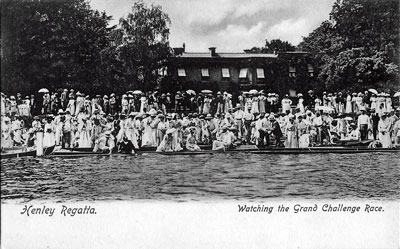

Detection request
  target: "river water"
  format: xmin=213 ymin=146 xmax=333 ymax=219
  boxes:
xmin=1 ymin=153 xmax=399 ymax=202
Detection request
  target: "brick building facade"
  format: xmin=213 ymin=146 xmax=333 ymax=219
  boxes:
xmin=162 ymin=46 xmax=318 ymax=96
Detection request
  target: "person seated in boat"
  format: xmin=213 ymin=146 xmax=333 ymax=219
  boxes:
xmin=345 ymin=123 xmax=361 ymax=141
xmin=212 ymin=126 xmax=236 ymax=151
xmin=186 ymin=127 xmax=201 ymax=151
xmin=24 ymin=128 xmax=36 ymax=149
xmin=269 ymin=114 xmax=283 ymax=147
xmin=11 ymin=115 xmax=24 ymax=146
xmin=118 ymin=135 xmax=135 ymax=154
xmin=329 ymin=119 xmax=340 ymax=143
xmin=32 ymin=116 xmax=42 ymax=132
xmin=93 ymin=130 xmax=115 ymax=153
xmin=156 ymin=128 xmax=175 ymax=152
xmin=258 ymin=113 xmax=272 ymax=147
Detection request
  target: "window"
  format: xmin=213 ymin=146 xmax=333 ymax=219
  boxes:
xmin=177 ymin=68 xmax=186 ymax=77
xmin=222 ymin=68 xmax=230 ymax=78
xmin=307 ymin=64 xmax=314 ymax=77
xmin=256 ymin=68 xmax=265 ymax=79
xmin=158 ymin=67 xmax=167 ymax=76
xmin=201 ymin=68 xmax=210 ymax=77
xmin=289 ymin=66 xmax=296 ymax=77
xmin=239 ymin=68 xmax=248 ymax=79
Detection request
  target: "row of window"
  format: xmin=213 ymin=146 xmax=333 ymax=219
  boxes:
xmin=177 ymin=68 xmax=266 ymax=79
xmin=177 ymin=65 xmax=314 ymax=79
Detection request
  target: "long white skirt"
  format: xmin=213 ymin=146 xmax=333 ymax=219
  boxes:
xmin=43 ymin=132 xmax=55 ymax=147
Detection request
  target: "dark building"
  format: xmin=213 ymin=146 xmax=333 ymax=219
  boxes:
xmin=163 ymin=46 xmax=319 ymax=96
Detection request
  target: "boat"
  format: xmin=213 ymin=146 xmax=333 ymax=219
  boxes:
xmin=50 ymin=148 xmax=110 ymax=157
xmin=1 ymin=145 xmax=56 ymax=159
xmin=146 ymin=145 xmax=400 ymax=155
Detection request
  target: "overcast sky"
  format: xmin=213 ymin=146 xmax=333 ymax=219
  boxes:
xmin=90 ymin=0 xmax=336 ymax=52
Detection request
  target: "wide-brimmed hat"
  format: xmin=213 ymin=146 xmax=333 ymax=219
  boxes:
xmin=148 ymin=109 xmax=157 ymax=116
xmin=205 ymin=114 xmax=213 ymax=120
xmin=166 ymin=128 xmax=176 ymax=135
xmin=58 ymin=109 xmax=65 ymax=114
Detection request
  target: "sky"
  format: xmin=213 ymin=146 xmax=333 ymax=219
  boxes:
xmin=90 ymin=0 xmax=336 ymax=52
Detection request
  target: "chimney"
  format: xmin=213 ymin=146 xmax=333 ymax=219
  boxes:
xmin=183 ymin=43 xmax=186 ymax=52
xmin=209 ymin=47 xmax=216 ymax=57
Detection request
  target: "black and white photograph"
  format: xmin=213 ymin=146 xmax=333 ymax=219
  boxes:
xmin=1 ymin=0 xmax=399 ymax=248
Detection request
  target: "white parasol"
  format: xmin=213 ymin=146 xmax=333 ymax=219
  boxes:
xmin=249 ymin=89 xmax=258 ymax=94
xmin=368 ymin=89 xmax=378 ymax=95
xmin=38 ymin=88 xmax=49 ymax=93
xmin=201 ymin=89 xmax=212 ymax=94
xmin=393 ymin=92 xmax=400 ymax=97
xmin=344 ymin=117 xmax=353 ymax=121
xmin=132 ymin=90 xmax=143 ymax=95
xmin=186 ymin=89 xmax=196 ymax=95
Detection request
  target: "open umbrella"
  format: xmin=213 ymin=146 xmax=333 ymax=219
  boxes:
xmin=201 ymin=89 xmax=212 ymax=94
xmin=368 ymin=89 xmax=378 ymax=95
xmin=249 ymin=89 xmax=258 ymax=94
xmin=393 ymin=92 xmax=400 ymax=97
xmin=186 ymin=89 xmax=196 ymax=95
xmin=38 ymin=88 xmax=49 ymax=93
xmin=344 ymin=117 xmax=353 ymax=121
xmin=132 ymin=90 xmax=142 ymax=95
xmin=315 ymin=106 xmax=334 ymax=112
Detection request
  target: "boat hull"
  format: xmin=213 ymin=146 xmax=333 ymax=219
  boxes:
xmin=1 ymin=145 xmax=56 ymax=159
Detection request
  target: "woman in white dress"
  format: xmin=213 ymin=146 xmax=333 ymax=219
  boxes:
xmin=281 ymin=95 xmax=292 ymax=114
xmin=351 ymin=93 xmax=358 ymax=113
xmin=315 ymin=97 xmax=322 ymax=109
xmin=297 ymin=94 xmax=305 ymax=114
xmin=285 ymin=115 xmax=298 ymax=148
xmin=78 ymin=118 xmax=92 ymax=148
xmin=258 ymin=92 xmax=266 ymax=114
xmin=370 ymin=94 xmax=377 ymax=111
xmin=202 ymin=95 xmax=211 ymax=114
xmin=140 ymin=95 xmax=148 ymax=113
xmin=1 ymin=118 xmax=13 ymax=148
xmin=345 ymin=93 xmax=352 ymax=113
xmin=121 ymin=95 xmax=129 ymax=114
xmin=378 ymin=114 xmax=392 ymax=148
xmin=376 ymin=94 xmax=386 ymax=115
xmin=355 ymin=93 xmax=363 ymax=112
xmin=116 ymin=115 xmax=127 ymax=143
xmin=385 ymin=95 xmax=392 ymax=112
xmin=224 ymin=93 xmax=233 ymax=113
xmin=251 ymin=94 xmax=260 ymax=114
xmin=43 ymin=118 xmax=55 ymax=147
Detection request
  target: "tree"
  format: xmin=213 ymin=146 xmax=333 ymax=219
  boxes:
xmin=263 ymin=39 xmax=296 ymax=53
xmin=244 ymin=39 xmax=295 ymax=53
xmin=116 ymin=2 xmax=171 ymax=90
xmin=298 ymin=0 xmax=400 ymax=92
xmin=1 ymin=0 xmax=113 ymax=94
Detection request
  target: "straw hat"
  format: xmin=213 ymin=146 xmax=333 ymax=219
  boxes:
xmin=148 ymin=109 xmax=157 ymax=116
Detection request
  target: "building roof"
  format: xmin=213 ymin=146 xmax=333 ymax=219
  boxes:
xmin=176 ymin=52 xmax=279 ymax=59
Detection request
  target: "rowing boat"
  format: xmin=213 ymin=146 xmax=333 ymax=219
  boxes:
xmin=141 ymin=145 xmax=400 ymax=155
xmin=1 ymin=145 xmax=56 ymax=159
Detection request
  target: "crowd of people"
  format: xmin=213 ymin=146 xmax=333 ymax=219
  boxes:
xmin=1 ymin=88 xmax=400 ymax=153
